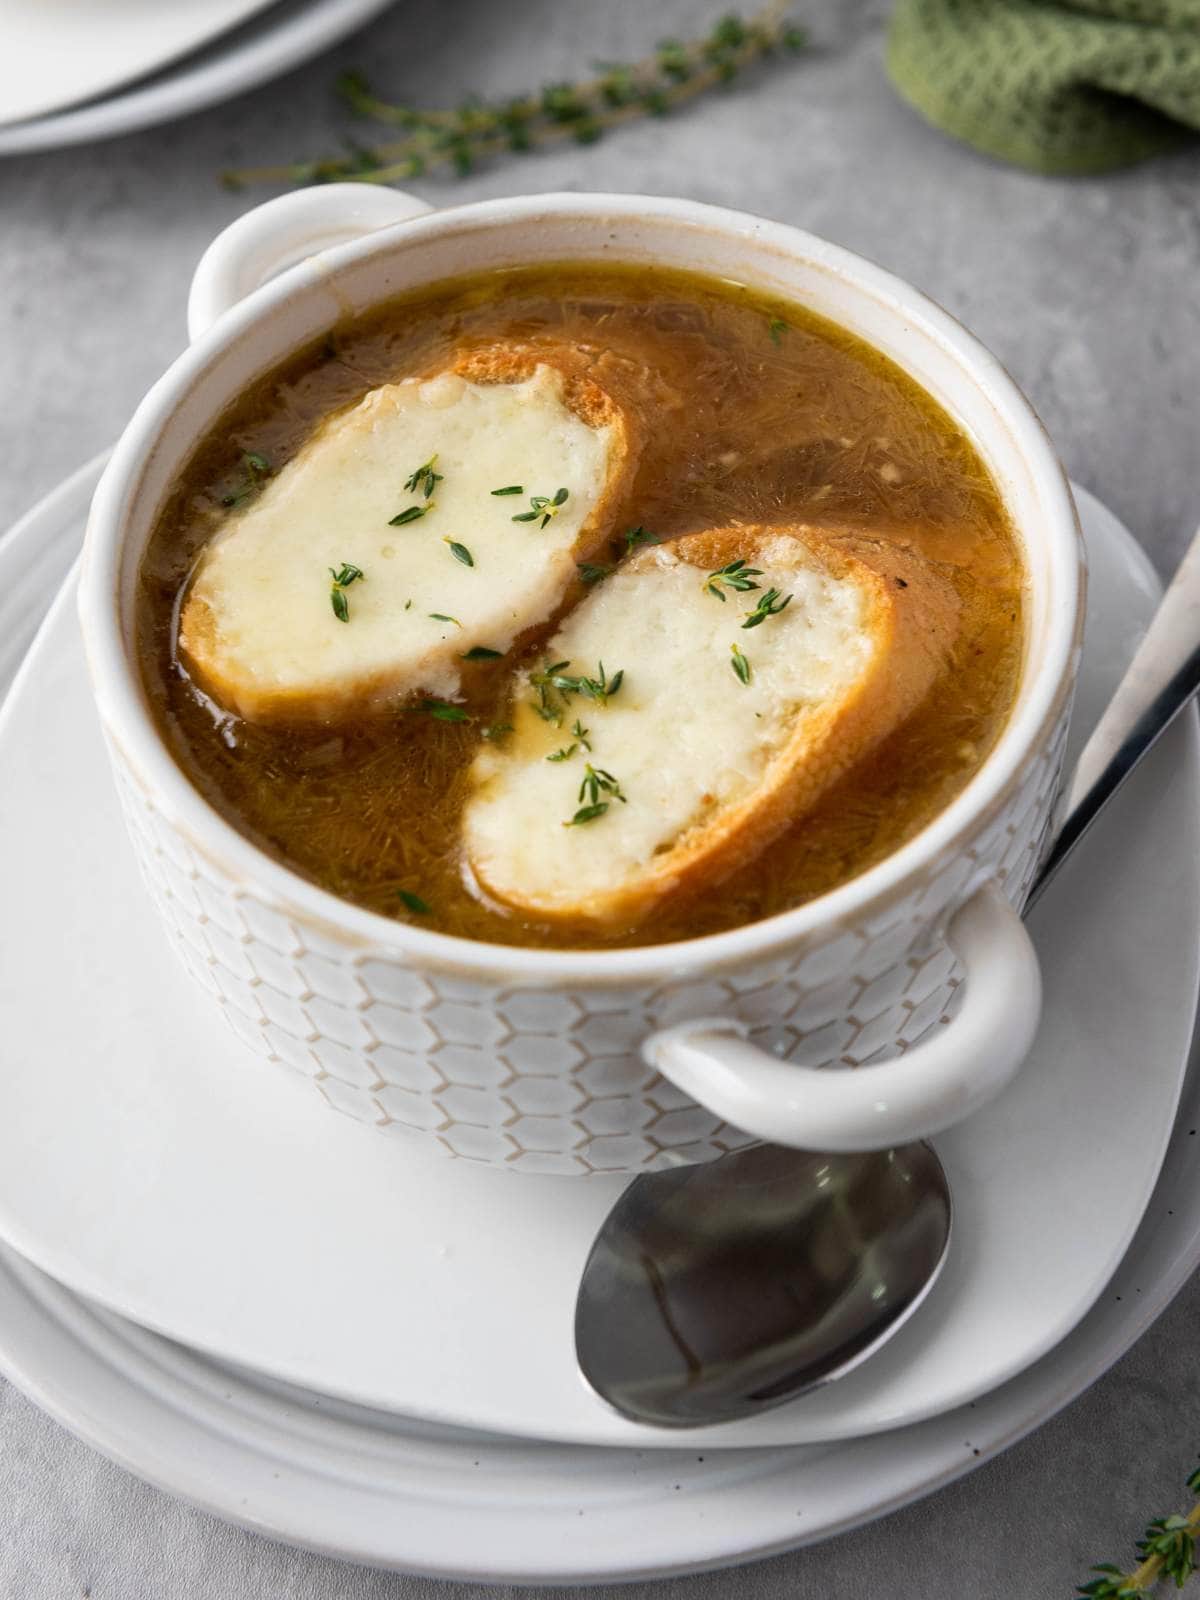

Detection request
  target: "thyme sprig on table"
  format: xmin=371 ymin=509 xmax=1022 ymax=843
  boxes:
xmin=224 ymin=6 xmax=806 ymax=191
xmin=1079 ymin=1459 xmax=1200 ymax=1596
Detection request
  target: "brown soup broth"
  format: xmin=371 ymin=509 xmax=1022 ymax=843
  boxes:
xmin=137 ymin=264 xmax=1024 ymax=949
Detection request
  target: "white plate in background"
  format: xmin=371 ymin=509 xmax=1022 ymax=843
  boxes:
xmin=0 ymin=0 xmax=280 ymax=127
xmin=0 ymin=0 xmax=396 ymax=154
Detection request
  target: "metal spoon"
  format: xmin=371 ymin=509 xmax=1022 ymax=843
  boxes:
xmin=576 ymin=519 xmax=1200 ymax=1429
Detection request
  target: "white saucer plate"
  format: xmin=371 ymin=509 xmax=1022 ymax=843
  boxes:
xmin=0 ymin=1017 xmax=1196 ymax=1580
xmin=0 ymin=0 xmax=396 ymax=156
xmin=0 ymin=466 xmax=1196 ymax=1455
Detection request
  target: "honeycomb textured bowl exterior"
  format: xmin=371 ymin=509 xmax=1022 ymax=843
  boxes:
xmin=107 ymin=699 xmax=1070 ymax=1175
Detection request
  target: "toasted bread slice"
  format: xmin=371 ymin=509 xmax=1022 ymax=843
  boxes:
xmin=463 ymin=523 xmax=959 ymax=930
xmin=177 ymin=345 xmax=636 ymax=723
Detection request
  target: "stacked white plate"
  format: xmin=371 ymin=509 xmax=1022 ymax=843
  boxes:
xmin=0 ymin=458 xmax=1197 ymax=1581
xmin=0 ymin=0 xmax=396 ymax=156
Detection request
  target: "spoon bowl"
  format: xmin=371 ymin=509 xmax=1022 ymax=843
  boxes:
xmin=575 ymin=1141 xmax=951 ymax=1428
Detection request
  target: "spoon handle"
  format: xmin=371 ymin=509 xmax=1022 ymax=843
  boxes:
xmin=1028 ymin=522 xmax=1200 ymax=911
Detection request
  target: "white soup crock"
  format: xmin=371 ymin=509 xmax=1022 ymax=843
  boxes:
xmin=78 ymin=187 xmax=1084 ymax=1177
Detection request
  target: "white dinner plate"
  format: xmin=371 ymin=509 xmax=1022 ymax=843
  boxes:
xmin=0 ymin=0 xmax=396 ymax=155
xmin=0 ymin=463 xmax=1195 ymax=1454
xmin=0 ymin=0 xmax=280 ymax=128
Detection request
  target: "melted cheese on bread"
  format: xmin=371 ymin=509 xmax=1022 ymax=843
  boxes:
xmin=463 ymin=524 xmax=959 ymax=930
xmin=178 ymin=349 xmax=633 ymax=723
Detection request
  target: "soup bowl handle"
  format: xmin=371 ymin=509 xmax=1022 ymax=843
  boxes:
xmin=186 ymin=185 xmax=435 ymax=343
xmin=641 ymin=881 xmax=1041 ymax=1152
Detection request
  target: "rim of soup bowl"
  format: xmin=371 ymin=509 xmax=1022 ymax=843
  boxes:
xmin=79 ymin=192 xmax=1083 ymax=985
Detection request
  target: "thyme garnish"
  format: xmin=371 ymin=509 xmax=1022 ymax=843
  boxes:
xmin=730 ymin=642 xmax=752 ymax=684
xmin=532 ymin=658 xmax=570 ymax=724
xmin=572 ymin=718 xmax=592 ymax=751
xmin=565 ymin=802 xmax=610 ymax=827
xmin=579 ymin=763 xmax=627 ymax=807
xmin=224 ymin=7 xmax=806 ymax=191
xmin=329 ymin=561 xmax=365 ymax=622
xmin=397 ymin=889 xmax=431 ymax=915
xmin=491 ymin=484 xmax=524 ymax=497
xmin=1078 ymin=1458 xmax=1200 ymax=1596
xmin=404 ymin=456 xmax=443 ymax=500
xmin=536 ymin=660 xmax=625 ymax=707
xmin=547 ymin=744 xmax=577 ymax=762
xmin=418 ymin=698 xmax=471 ymax=722
xmin=742 ymin=586 xmax=792 ymax=628
xmin=577 ymin=561 xmax=613 ymax=586
xmin=513 ymin=486 xmax=569 ymax=528
xmin=530 ymin=658 xmax=623 ymax=721
xmin=445 ymin=538 xmax=474 ymax=567
xmin=624 ymin=526 xmax=662 ymax=552
xmin=462 ymin=645 xmax=503 ymax=660
xmin=482 ymin=722 xmax=513 ymax=741
xmin=429 ymin=612 xmax=461 ymax=627
xmin=389 ymin=503 xmax=431 ymax=526
xmin=767 ymin=317 xmax=788 ymax=345
xmin=221 ymin=450 xmax=272 ymax=507
xmin=704 ymin=558 xmax=762 ymax=600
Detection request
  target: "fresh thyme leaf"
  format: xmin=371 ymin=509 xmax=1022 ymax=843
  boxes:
xmin=1076 ymin=1454 xmax=1200 ymax=1597
xmin=533 ymin=658 xmax=625 ymax=708
xmin=768 ymin=317 xmax=788 ymax=345
xmin=419 ymin=699 xmax=471 ymax=722
xmin=571 ymin=718 xmax=592 ymax=751
xmin=397 ymin=889 xmax=431 ymax=915
xmin=577 ymin=561 xmax=613 ymax=586
xmin=445 ymin=539 xmax=474 ymax=567
xmin=461 ymin=645 xmax=503 ymax=660
xmin=491 ymin=484 xmax=524 ymax=496
xmin=564 ymin=801 xmax=609 ymax=827
xmin=404 ymin=455 xmax=443 ymax=500
xmin=742 ymin=586 xmax=793 ymax=628
xmin=389 ymin=503 xmax=431 ymax=526
xmin=328 ymin=561 xmax=365 ymax=622
xmin=730 ymin=643 xmax=752 ymax=684
xmin=513 ymin=486 xmax=569 ymax=528
xmin=547 ymin=744 xmax=577 ymax=762
xmin=221 ymin=450 xmax=273 ymax=507
xmin=704 ymin=558 xmax=763 ymax=600
xmin=482 ymin=722 xmax=513 ymax=741
xmin=624 ymin=525 xmax=661 ymax=552
xmin=578 ymin=763 xmax=627 ymax=806
xmin=429 ymin=612 xmax=462 ymax=627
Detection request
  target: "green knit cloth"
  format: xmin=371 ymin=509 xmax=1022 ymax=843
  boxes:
xmin=887 ymin=0 xmax=1200 ymax=173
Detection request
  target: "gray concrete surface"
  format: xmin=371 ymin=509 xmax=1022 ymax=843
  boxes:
xmin=2 ymin=0 xmax=1199 ymax=1594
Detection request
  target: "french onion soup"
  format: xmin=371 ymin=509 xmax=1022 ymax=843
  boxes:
xmin=137 ymin=264 xmax=1025 ymax=949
